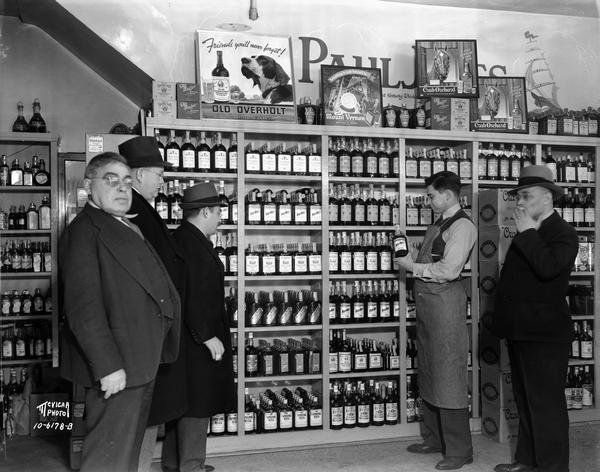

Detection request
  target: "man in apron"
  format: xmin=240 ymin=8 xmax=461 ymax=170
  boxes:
xmin=396 ymin=171 xmax=476 ymax=471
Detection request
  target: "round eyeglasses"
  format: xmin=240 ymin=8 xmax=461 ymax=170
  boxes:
xmin=90 ymin=173 xmax=134 ymax=188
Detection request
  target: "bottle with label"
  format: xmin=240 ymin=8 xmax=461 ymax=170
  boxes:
xmin=12 ymin=101 xmax=29 ymax=132
xmin=227 ymin=134 xmax=238 ymax=173
xmin=511 ymin=96 xmax=523 ymax=130
xmin=1 ymin=154 xmax=9 ymax=186
xmin=211 ymin=132 xmax=228 ymax=173
xmin=245 ymin=333 xmax=259 ymax=377
xmin=33 ymin=159 xmax=50 ymax=186
xmin=486 ymin=143 xmax=499 ymax=180
xmin=10 ymin=159 xmax=24 ymax=186
xmin=377 ymin=140 xmax=390 ymax=178
xmin=498 ymin=144 xmax=510 ymax=181
xmin=461 ymin=60 xmax=473 ymax=92
xmin=180 ymin=130 xmax=197 ymax=172
xmin=245 ymin=142 xmax=260 ymax=174
xmin=25 ymin=202 xmax=38 ymax=230
xmin=165 ymin=130 xmax=180 ymax=171
xmin=155 ymin=130 xmax=165 ymax=161
xmin=330 ymin=384 xmax=344 ymax=430
xmin=28 ymin=99 xmax=47 ymax=133
xmin=155 ymin=184 xmax=169 ymax=221
xmin=195 ymin=132 xmax=211 ymax=172
xmin=212 ymin=51 xmax=230 ymax=102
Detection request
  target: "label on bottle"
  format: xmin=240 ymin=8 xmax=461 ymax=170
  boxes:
xmin=295 ymin=409 xmax=308 ymax=429
xmin=196 ymin=151 xmax=210 ymax=170
xmin=354 ymin=204 xmax=366 ymax=224
xmin=229 ymin=151 xmax=238 ymax=170
xmin=246 ymin=255 xmax=260 ymax=274
xmin=211 ymin=151 xmax=226 ymax=170
xmin=340 ymin=203 xmax=352 ymax=223
xmin=294 ymin=205 xmax=308 ymax=224
xmin=329 ymin=154 xmax=338 ymax=175
xmin=366 ymin=251 xmax=378 ymax=272
xmin=353 ymin=303 xmax=365 ymax=321
xmin=432 ymin=160 xmax=445 ymax=174
xmin=367 ymin=302 xmax=378 ymax=320
xmin=511 ymin=160 xmax=521 ymax=179
xmin=339 ymin=352 xmax=352 ymax=372
xmin=182 ymin=150 xmax=195 ymax=169
xmin=386 ymin=402 xmax=398 ymax=422
xmin=310 ymin=408 xmax=323 ymax=427
xmin=278 ymin=410 xmax=293 ymax=429
xmin=406 ymin=160 xmax=418 ymax=178
xmin=344 ymin=405 xmax=357 ymax=426
xmin=459 ymin=160 xmax=472 ymax=179
xmin=228 ymin=254 xmax=238 ymax=274
xmin=263 ymin=411 xmax=278 ymax=430
xmin=263 ymin=205 xmax=277 ymax=223
xmin=339 ymin=155 xmax=351 ymax=174
xmin=367 ymin=204 xmax=378 ymax=224
xmin=279 ymin=352 xmax=290 ymax=373
xmin=379 ymin=301 xmax=391 ymax=320
xmin=339 ymin=302 xmax=351 ymax=320
xmin=380 ymin=206 xmax=391 ymax=224
xmin=309 ymin=254 xmax=321 ymax=273
xmin=246 ymin=153 xmax=260 ymax=172
xmin=571 ymin=340 xmax=580 ymax=358
xmin=366 ymin=157 xmax=378 ymax=175
xmin=279 ymin=255 xmax=293 ymax=274
xmin=487 ymin=158 xmax=498 ymax=178
xmin=247 ymin=204 xmax=261 ymax=223
xmin=340 ymin=251 xmax=352 ymax=272
xmin=244 ymin=411 xmax=254 ymax=432
xmin=420 ymin=209 xmax=433 ymax=227
xmin=562 ymin=207 xmax=574 ymax=224
xmin=499 ymin=160 xmax=510 ymax=178
xmin=261 ymin=153 xmax=277 ymax=172
xmin=390 ymin=355 xmax=400 ymax=369
xmin=278 ymin=154 xmax=291 ymax=173
xmin=329 ymin=251 xmax=339 ymax=272
xmin=220 ymin=206 xmax=229 ymax=224
xmin=1 ymin=297 xmax=10 ymax=315
xmin=262 ymin=256 xmax=276 ymax=276
xmin=2 ymin=340 xmax=13 ymax=357
xmin=329 ymin=202 xmax=339 ymax=223
xmin=419 ymin=160 xmax=431 ymax=178
xmin=309 ymin=154 xmax=321 ymax=174
xmin=407 ymin=207 xmax=419 ymax=226
xmin=277 ymin=204 xmax=291 ymax=224
xmin=406 ymin=398 xmax=416 ymax=421
xmin=166 ymin=149 xmax=179 ymax=167
xmin=294 ymin=352 xmax=305 ymax=374
xmin=329 ymin=352 xmax=339 ymax=373
xmin=358 ymin=404 xmax=370 ymax=424
xmin=231 ymin=204 xmax=238 ymax=223
xmin=15 ymin=339 xmax=26 ymax=357
xmin=379 ymin=158 xmax=390 ymax=176
xmin=581 ymin=341 xmax=593 ymax=359
xmin=353 ymin=251 xmax=365 ymax=273
xmin=309 ymin=205 xmax=322 ymax=224
xmin=393 ymin=156 xmax=400 ymax=176
xmin=213 ymin=76 xmax=230 ymax=102
xmin=584 ymin=208 xmax=595 ymax=225
xmin=294 ymin=254 xmax=308 ymax=273
xmin=226 ymin=412 xmax=238 ymax=433
xmin=262 ymin=353 xmax=274 ymax=374
xmin=246 ymin=353 xmax=258 ymax=374
xmin=574 ymin=208 xmax=584 ymax=225
xmin=565 ymin=166 xmax=576 ymax=182
xmin=351 ymin=156 xmax=363 ymax=175
xmin=331 ymin=406 xmax=343 ymax=427
xmin=355 ymin=353 xmax=367 ymax=370
xmin=211 ymin=413 xmax=225 ymax=433
xmin=293 ymin=154 xmax=307 ymax=174
xmin=380 ymin=251 xmax=392 ymax=272
xmin=583 ymin=384 xmax=593 ymax=406
xmin=446 ymin=161 xmax=459 ymax=175
xmin=372 ymin=403 xmax=385 ymax=422
xmin=156 ymin=202 xmax=169 ymax=220
xmin=393 ymin=301 xmax=400 ymax=319
xmin=294 ymin=306 xmax=307 ymax=325
xmin=578 ymin=167 xmax=589 ymax=183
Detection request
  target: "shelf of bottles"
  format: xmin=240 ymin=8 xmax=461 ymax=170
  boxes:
xmin=144 ymin=118 xmax=600 ymax=449
xmin=1 ymin=132 xmax=58 ymax=370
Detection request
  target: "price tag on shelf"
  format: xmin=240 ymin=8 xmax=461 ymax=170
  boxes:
xmin=87 ymin=135 xmax=104 ymax=153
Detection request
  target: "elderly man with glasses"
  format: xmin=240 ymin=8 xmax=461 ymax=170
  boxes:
xmin=59 ymin=152 xmax=181 ymax=472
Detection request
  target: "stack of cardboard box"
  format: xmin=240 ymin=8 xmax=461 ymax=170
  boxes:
xmin=478 ymin=188 xmax=519 ymax=442
xmin=152 ymin=81 xmax=201 ymax=120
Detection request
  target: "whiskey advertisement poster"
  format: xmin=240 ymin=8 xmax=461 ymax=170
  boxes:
xmin=416 ymin=40 xmax=479 ymax=98
xmin=470 ymin=76 xmax=528 ymax=133
xmin=195 ymin=30 xmax=296 ymax=122
xmin=320 ymin=65 xmax=383 ymax=127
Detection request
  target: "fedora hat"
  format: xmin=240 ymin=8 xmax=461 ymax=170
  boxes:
xmin=508 ymin=165 xmax=562 ymax=198
xmin=118 ymin=136 xmax=172 ymax=168
xmin=180 ymin=182 xmax=228 ymax=209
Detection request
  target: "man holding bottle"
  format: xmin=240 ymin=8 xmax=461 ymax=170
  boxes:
xmin=60 ymin=152 xmax=181 ymax=472
xmin=492 ymin=166 xmax=578 ymax=472
xmin=167 ymin=182 xmax=235 ymax=472
xmin=118 ymin=136 xmax=188 ymax=472
xmin=395 ymin=171 xmax=476 ymax=471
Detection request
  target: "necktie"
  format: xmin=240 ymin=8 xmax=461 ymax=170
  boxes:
xmin=434 ymin=216 xmax=444 ymax=227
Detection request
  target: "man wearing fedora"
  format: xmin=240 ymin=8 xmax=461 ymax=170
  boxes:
xmin=163 ymin=182 xmax=235 ymax=472
xmin=117 ymin=136 xmax=188 ymax=472
xmin=492 ymin=165 xmax=578 ymax=472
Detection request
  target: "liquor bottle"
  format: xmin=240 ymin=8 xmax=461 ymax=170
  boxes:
xmin=385 ymin=381 xmax=399 ymax=425
xmin=486 ymin=143 xmax=499 ymax=180
xmin=577 ymin=153 xmax=589 ymax=183
xmin=211 ymin=132 xmax=228 ymax=173
xmin=583 ymin=189 xmax=595 ymax=228
xmin=245 ymin=142 xmax=260 ymax=174
xmin=342 ymin=383 xmax=357 ymax=428
xmin=246 ymin=189 xmax=262 ymax=225
xmin=165 ymin=130 xmax=180 ymax=170
xmin=339 ymin=185 xmax=352 ymax=225
xmin=338 ymin=281 xmax=352 ymax=326
xmin=378 ymin=281 xmax=391 ymax=323
xmin=10 ymin=159 xmax=24 ymax=186
xmin=405 ymin=147 xmax=418 ymax=179
xmin=262 ymin=190 xmax=277 ymax=225
xmin=0 ymin=154 xmax=9 ymax=186
xmin=461 ymin=60 xmax=473 ymax=91
xmin=571 ymin=322 xmax=581 ymax=358
xmin=377 ymin=140 xmax=390 ymax=178
xmin=216 ymin=181 xmax=230 ymax=224
xmin=378 ymin=233 xmax=393 ymax=273
xmin=261 ymin=142 xmax=277 ymax=174
xmin=277 ymin=190 xmax=292 ymax=225
xmin=16 ymin=205 xmax=26 ymax=230
xmin=33 ymin=159 xmax=50 ymax=186
xmin=328 ymin=233 xmax=339 ymax=275
xmin=432 ymin=149 xmax=445 ymax=175
xmin=498 ymin=144 xmax=510 ymax=181
xmin=12 ymin=101 xmax=29 ymax=132
xmin=390 ymin=141 xmax=400 ymax=178
xmin=337 ymin=138 xmax=351 ymax=177
xmin=228 ymin=134 xmax=238 ymax=173
xmin=544 ymin=146 xmax=557 ymax=181
xmin=212 ymin=50 xmax=230 ymax=102
xmin=351 ymin=233 xmax=365 ymax=274
xmin=446 ymin=149 xmax=459 ymax=175
xmin=350 ymin=281 xmax=365 ymax=323
xmin=364 ymin=139 xmax=378 ymax=178
xmin=366 ymin=185 xmax=379 ymax=226
xmin=308 ymin=143 xmax=321 ymax=176
xmin=365 ymin=281 xmax=379 ymax=323
xmin=418 ymin=148 xmax=432 ymax=179
xmin=155 ymin=184 xmax=169 ymax=221
xmin=580 ymin=322 xmax=593 ymax=359
xmin=308 ymin=189 xmax=321 ymax=225
xmin=154 ymin=130 xmax=165 ymax=161
xmin=328 ymin=137 xmax=337 ymax=176
xmin=308 ymin=243 xmax=321 ymax=274
xmin=276 ymin=144 xmax=292 ymax=175
xmin=293 ymin=190 xmax=308 ymax=225
xmin=392 ymin=225 xmax=409 ymax=257
xmin=328 ymin=184 xmax=339 ymax=225
xmin=277 ymin=243 xmax=293 ymax=275
xmin=330 ymin=384 xmax=344 ymax=430
xmin=511 ymin=96 xmax=523 ymax=130
xmin=379 ymin=186 xmax=392 ymax=226
xmin=339 ymin=233 xmax=352 ymax=274
xmin=292 ymin=143 xmax=308 ymax=176
xmin=564 ymin=155 xmax=577 ymax=183
xmin=193 ymin=132 xmax=210 ymax=172
xmin=180 ymin=130 xmax=197 ymax=172
xmin=277 ymin=291 xmax=293 ymax=326
xmin=350 ymin=138 xmax=364 ymax=177
xmin=169 ymin=181 xmax=183 ymax=225
xmin=572 ymin=190 xmax=584 ymax=228
xmin=246 ymin=244 xmax=260 ymax=276
xmin=245 ymin=333 xmax=259 ymax=377
xmin=371 ymin=381 xmax=385 ymax=426
xmin=353 ymin=184 xmax=366 ymax=226
xmin=28 ymin=99 xmax=47 ymax=132
xmin=582 ymin=365 xmax=594 ymax=407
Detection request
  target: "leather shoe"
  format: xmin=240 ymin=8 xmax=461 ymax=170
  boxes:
xmin=494 ymin=463 xmax=535 ymax=472
xmin=203 ymin=466 xmax=215 ymax=472
xmin=407 ymin=443 xmax=443 ymax=454
xmin=435 ymin=456 xmax=473 ymax=470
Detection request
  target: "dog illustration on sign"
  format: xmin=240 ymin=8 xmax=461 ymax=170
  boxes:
xmin=241 ymin=55 xmax=293 ymax=104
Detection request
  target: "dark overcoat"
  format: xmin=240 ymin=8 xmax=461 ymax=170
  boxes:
xmin=129 ymin=189 xmax=188 ymax=425
xmin=493 ymin=211 xmax=579 ymax=342
xmin=173 ymin=220 xmax=235 ymax=418
xmin=60 ymin=203 xmax=181 ymax=388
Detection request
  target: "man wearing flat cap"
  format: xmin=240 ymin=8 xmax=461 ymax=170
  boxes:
xmin=165 ymin=182 xmax=235 ymax=472
xmin=117 ymin=136 xmax=188 ymax=471
xmin=492 ymin=166 xmax=578 ymax=472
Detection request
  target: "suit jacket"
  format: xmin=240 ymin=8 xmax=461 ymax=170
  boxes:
xmin=173 ymin=220 xmax=235 ymax=418
xmin=128 ymin=189 xmax=188 ymax=425
xmin=493 ymin=211 xmax=578 ymax=343
xmin=59 ymin=204 xmax=181 ymax=388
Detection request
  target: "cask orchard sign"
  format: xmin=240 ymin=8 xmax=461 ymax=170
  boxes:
xmin=195 ymin=30 xmax=297 ymax=122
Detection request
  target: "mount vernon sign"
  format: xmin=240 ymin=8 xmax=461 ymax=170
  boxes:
xmin=297 ymin=36 xmax=508 ymax=89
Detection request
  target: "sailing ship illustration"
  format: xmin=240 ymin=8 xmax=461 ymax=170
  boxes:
xmin=524 ymin=31 xmax=562 ymax=112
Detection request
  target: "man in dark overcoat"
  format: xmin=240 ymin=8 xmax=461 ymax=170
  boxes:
xmin=117 ymin=136 xmax=188 ymax=472
xmin=60 ymin=152 xmax=181 ymax=472
xmin=167 ymin=182 xmax=235 ymax=472
xmin=493 ymin=166 xmax=578 ymax=472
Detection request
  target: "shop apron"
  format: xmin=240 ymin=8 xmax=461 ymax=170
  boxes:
xmin=414 ymin=220 xmax=469 ymax=409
